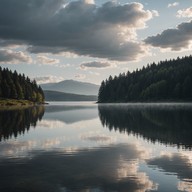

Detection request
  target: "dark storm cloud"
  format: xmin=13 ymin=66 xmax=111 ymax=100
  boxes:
xmin=145 ymin=20 xmax=192 ymax=50
xmin=0 ymin=0 xmax=153 ymax=61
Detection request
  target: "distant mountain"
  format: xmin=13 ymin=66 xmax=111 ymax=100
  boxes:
xmin=44 ymin=90 xmax=97 ymax=101
xmin=41 ymin=80 xmax=99 ymax=95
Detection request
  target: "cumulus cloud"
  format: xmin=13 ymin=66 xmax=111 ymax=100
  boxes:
xmin=80 ymin=61 xmax=114 ymax=69
xmin=168 ymin=2 xmax=179 ymax=8
xmin=152 ymin=10 xmax=159 ymax=17
xmin=177 ymin=7 xmax=192 ymax=18
xmin=84 ymin=0 xmax=95 ymax=4
xmin=145 ymin=20 xmax=192 ymax=51
xmin=0 ymin=49 xmax=32 ymax=64
xmin=35 ymin=75 xmax=64 ymax=84
xmin=37 ymin=55 xmax=59 ymax=65
xmin=0 ymin=0 xmax=156 ymax=61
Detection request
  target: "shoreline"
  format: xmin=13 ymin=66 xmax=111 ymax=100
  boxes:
xmin=0 ymin=99 xmax=48 ymax=108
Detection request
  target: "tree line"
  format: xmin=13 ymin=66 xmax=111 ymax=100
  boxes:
xmin=98 ymin=55 xmax=192 ymax=102
xmin=0 ymin=67 xmax=44 ymax=102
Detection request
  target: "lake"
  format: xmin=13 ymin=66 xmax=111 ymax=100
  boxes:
xmin=0 ymin=102 xmax=192 ymax=192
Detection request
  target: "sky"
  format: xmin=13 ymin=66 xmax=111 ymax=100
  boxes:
xmin=0 ymin=0 xmax=192 ymax=85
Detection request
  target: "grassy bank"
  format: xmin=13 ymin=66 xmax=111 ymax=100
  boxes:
xmin=0 ymin=99 xmax=45 ymax=109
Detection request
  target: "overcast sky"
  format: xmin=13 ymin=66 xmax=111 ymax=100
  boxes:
xmin=0 ymin=0 xmax=192 ymax=84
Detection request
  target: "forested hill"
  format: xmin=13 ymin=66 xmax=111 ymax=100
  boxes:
xmin=98 ymin=55 xmax=192 ymax=103
xmin=0 ymin=67 xmax=44 ymax=103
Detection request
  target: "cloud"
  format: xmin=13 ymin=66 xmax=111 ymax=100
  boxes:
xmin=0 ymin=39 xmax=23 ymax=49
xmin=0 ymin=49 xmax=32 ymax=64
xmin=168 ymin=2 xmax=179 ymax=8
xmin=37 ymin=55 xmax=59 ymax=65
xmin=145 ymin=20 xmax=192 ymax=51
xmin=84 ymin=0 xmax=95 ymax=4
xmin=80 ymin=61 xmax=114 ymax=69
xmin=75 ymin=74 xmax=86 ymax=80
xmin=35 ymin=75 xmax=64 ymax=84
xmin=152 ymin=10 xmax=159 ymax=17
xmin=177 ymin=7 xmax=192 ymax=18
xmin=0 ymin=0 xmax=156 ymax=61
xmin=178 ymin=181 xmax=192 ymax=192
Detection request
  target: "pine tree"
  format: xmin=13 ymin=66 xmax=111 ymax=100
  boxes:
xmin=0 ymin=68 xmax=44 ymax=102
xmin=98 ymin=55 xmax=192 ymax=102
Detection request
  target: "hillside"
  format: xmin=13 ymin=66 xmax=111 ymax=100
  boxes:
xmin=41 ymin=80 xmax=99 ymax=95
xmin=44 ymin=90 xmax=97 ymax=101
xmin=98 ymin=55 xmax=192 ymax=102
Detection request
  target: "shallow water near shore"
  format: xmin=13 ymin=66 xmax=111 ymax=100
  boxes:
xmin=0 ymin=102 xmax=192 ymax=192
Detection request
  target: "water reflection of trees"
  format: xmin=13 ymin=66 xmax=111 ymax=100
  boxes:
xmin=98 ymin=104 xmax=192 ymax=149
xmin=0 ymin=106 xmax=44 ymax=141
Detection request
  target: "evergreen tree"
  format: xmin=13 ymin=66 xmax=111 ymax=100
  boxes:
xmin=0 ymin=67 xmax=44 ymax=103
xmin=98 ymin=55 xmax=192 ymax=102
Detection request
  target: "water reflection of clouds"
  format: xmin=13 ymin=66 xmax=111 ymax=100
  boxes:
xmin=37 ymin=119 xmax=66 ymax=129
xmin=0 ymin=138 xmax=66 ymax=158
xmin=80 ymin=134 xmax=116 ymax=144
xmin=0 ymin=144 xmax=157 ymax=192
xmin=148 ymin=153 xmax=192 ymax=192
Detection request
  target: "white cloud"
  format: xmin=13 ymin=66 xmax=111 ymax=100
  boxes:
xmin=35 ymin=75 xmax=64 ymax=84
xmin=168 ymin=2 xmax=179 ymax=8
xmin=89 ymin=71 xmax=100 ymax=76
xmin=75 ymin=74 xmax=86 ymax=80
xmin=178 ymin=181 xmax=192 ymax=192
xmin=0 ymin=49 xmax=32 ymax=64
xmin=152 ymin=10 xmax=159 ymax=17
xmin=83 ymin=0 xmax=95 ymax=4
xmin=177 ymin=7 xmax=192 ymax=18
xmin=37 ymin=55 xmax=59 ymax=65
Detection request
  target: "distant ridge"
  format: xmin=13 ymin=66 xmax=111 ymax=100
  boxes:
xmin=41 ymin=80 xmax=99 ymax=95
xmin=44 ymin=90 xmax=97 ymax=101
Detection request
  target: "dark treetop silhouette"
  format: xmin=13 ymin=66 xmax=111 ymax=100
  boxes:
xmin=98 ymin=55 xmax=192 ymax=102
xmin=0 ymin=67 xmax=44 ymax=103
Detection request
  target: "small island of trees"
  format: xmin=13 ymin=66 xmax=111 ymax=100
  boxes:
xmin=0 ymin=67 xmax=44 ymax=105
xmin=98 ymin=55 xmax=192 ymax=102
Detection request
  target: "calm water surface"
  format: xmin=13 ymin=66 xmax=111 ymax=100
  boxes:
xmin=0 ymin=102 xmax=192 ymax=192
